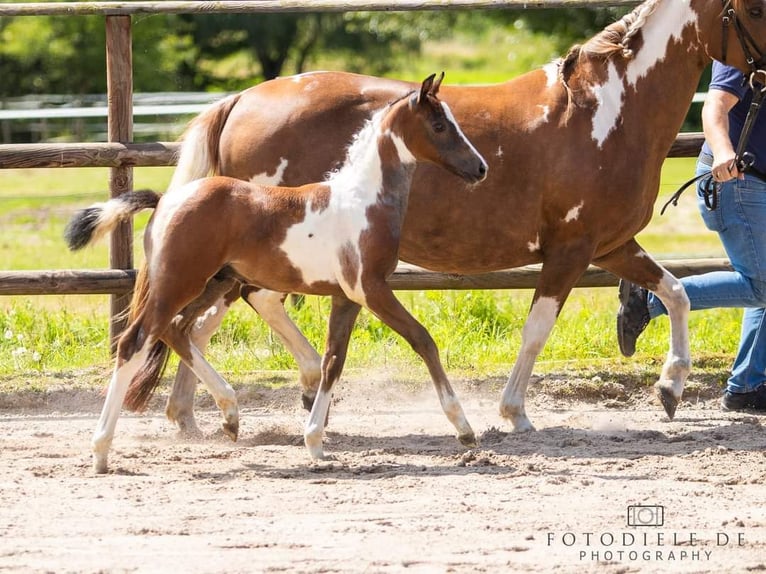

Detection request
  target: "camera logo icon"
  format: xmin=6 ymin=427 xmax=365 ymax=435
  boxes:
xmin=627 ymin=505 xmax=664 ymax=527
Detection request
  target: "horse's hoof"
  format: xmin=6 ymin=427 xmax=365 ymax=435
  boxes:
xmin=222 ymin=421 xmax=239 ymax=442
xmin=93 ymin=455 xmax=108 ymax=474
xmin=655 ymin=385 xmax=679 ymax=420
xmin=458 ymin=432 xmax=479 ymax=449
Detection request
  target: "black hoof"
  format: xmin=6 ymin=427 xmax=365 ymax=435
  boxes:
xmin=656 ymin=386 xmax=679 ymax=420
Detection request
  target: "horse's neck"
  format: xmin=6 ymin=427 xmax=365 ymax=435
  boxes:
xmin=571 ymin=0 xmax=708 ymax=143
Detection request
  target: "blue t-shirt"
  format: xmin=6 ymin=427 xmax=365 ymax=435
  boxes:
xmin=701 ymin=61 xmax=766 ymax=174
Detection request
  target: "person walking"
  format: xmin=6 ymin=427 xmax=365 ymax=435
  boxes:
xmin=617 ymin=61 xmax=766 ymax=411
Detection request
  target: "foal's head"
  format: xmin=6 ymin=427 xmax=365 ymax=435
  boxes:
xmin=384 ymin=73 xmax=488 ymax=184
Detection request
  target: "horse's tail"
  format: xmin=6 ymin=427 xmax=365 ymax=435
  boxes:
xmin=64 ymin=189 xmax=161 ymax=251
xmin=168 ymin=92 xmax=243 ymax=190
xmin=122 ymin=261 xmax=171 ymax=412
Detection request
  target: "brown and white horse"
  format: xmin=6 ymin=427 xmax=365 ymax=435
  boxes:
xmin=165 ymin=0 xmax=766 ymax=435
xmin=66 ymin=74 xmax=488 ymax=472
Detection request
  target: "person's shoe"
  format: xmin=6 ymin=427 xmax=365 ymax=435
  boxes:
xmin=616 ymin=279 xmax=650 ymax=358
xmin=720 ymin=385 xmax=766 ymax=412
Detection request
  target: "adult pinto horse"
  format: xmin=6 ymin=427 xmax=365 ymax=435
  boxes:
xmin=67 ymin=74 xmax=487 ymax=472
xmin=164 ymin=0 xmax=766 ymax=436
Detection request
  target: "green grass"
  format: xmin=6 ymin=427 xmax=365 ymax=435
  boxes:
xmin=0 ymin=160 xmax=739 ymax=389
xmin=0 ymin=28 xmax=741 ymax=393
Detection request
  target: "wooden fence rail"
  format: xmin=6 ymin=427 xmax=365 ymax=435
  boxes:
xmin=0 ymin=0 xmax=727 ymax=346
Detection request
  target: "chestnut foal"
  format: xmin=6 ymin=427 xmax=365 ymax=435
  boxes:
xmin=66 ymin=73 xmax=487 ymax=472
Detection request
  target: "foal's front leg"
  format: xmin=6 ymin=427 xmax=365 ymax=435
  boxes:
xmin=362 ymin=282 xmax=477 ymax=449
xmin=304 ymin=295 xmax=361 ymax=460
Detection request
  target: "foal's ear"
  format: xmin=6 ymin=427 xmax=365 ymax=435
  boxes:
xmin=418 ymin=73 xmax=437 ymax=104
xmin=431 ymin=71 xmax=444 ymax=97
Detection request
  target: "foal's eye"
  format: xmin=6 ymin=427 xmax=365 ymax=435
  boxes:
xmin=749 ymin=6 xmax=763 ymax=17
xmin=433 ymin=122 xmax=446 ymax=132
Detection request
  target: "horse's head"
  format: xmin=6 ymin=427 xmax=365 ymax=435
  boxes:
xmin=702 ymin=0 xmax=766 ymax=75
xmin=386 ymin=73 xmax=488 ymax=184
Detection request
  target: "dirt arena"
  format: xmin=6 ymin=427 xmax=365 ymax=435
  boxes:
xmin=1 ymin=372 xmax=765 ymax=573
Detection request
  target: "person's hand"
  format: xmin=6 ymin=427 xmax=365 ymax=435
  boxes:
xmin=712 ymin=156 xmax=743 ymax=182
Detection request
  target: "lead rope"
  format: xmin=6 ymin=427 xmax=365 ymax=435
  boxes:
xmin=661 ymin=71 xmax=765 ymax=214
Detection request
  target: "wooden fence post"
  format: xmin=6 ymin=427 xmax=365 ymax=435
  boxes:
xmin=105 ymin=15 xmax=134 ymax=352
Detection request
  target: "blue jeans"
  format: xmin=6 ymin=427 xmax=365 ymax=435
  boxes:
xmin=647 ymin=156 xmax=766 ymax=393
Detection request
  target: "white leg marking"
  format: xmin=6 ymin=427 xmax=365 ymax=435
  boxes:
xmin=652 ymin=269 xmax=691 ymax=401
xmin=500 ymin=296 xmax=560 ymax=431
xmin=92 ymin=343 xmax=151 ymax=473
xmin=183 ymin=343 xmax=239 ymax=440
xmin=245 ymin=290 xmax=322 ymax=396
xmin=304 ymin=385 xmax=333 ymax=460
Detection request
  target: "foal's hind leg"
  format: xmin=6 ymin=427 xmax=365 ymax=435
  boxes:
xmin=362 ymin=282 xmax=476 ymax=448
xmin=92 ymin=323 xmax=153 ymax=473
xmin=163 ymin=323 xmax=239 ymax=440
xmin=166 ymin=301 xmax=228 ymax=438
xmin=304 ymin=295 xmax=361 ymax=460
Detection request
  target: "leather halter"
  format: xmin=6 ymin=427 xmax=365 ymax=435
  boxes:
xmin=661 ymin=0 xmax=766 ymax=214
xmin=721 ymin=0 xmax=766 ymax=72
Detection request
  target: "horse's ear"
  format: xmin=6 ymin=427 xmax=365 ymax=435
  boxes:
xmin=418 ymin=73 xmax=436 ymax=104
xmin=430 ymin=71 xmax=445 ymax=97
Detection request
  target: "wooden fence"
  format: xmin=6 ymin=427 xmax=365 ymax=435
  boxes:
xmin=0 ymin=0 xmax=731 ymax=344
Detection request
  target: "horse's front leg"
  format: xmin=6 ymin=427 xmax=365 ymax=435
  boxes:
xmin=596 ymin=240 xmax=691 ymax=418
xmin=242 ymin=287 xmax=323 ymax=410
xmin=361 ymin=282 xmax=476 ymax=449
xmin=499 ymin=248 xmax=593 ymax=431
xmin=304 ymin=295 xmax=361 ymax=460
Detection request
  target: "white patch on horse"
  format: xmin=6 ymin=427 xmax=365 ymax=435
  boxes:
xmin=528 ymin=104 xmax=550 ymax=130
xmin=250 ymin=157 xmax=289 ymax=186
xmin=390 ymin=133 xmax=417 ymax=165
xmin=591 ymin=61 xmax=624 ymax=147
xmin=543 ymin=62 xmax=559 ymax=87
xmin=149 ymin=180 xmax=202 ymax=267
xmin=527 ymin=235 xmax=540 ymax=252
xmin=625 ymin=0 xmax=697 ymax=87
xmin=442 ymin=102 xmax=484 ymax=161
xmin=279 ymin=110 xmax=387 ymax=296
xmin=496 ymin=146 xmax=504 ymax=158
xmin=563 ymin=200 xmax=585 ymax=222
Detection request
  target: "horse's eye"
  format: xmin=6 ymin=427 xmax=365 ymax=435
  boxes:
xmin=433 ymin=122 xmax=446 ymax=133
xmin=749 ymin=6 xmax=763 ymax=17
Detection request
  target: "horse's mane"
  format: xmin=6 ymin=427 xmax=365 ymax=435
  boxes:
xmin=559 ymin=0 xmax=661 ymax=77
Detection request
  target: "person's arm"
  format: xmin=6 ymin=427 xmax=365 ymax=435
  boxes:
xmin=702 ymin=88 xmax=743 ymax=181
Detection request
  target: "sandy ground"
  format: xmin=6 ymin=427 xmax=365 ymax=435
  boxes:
xmin=1 ymin=374 xmax=765 ymax=574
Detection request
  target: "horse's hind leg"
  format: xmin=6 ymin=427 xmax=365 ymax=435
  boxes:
xmin=92 ymin=322 xmax=153 ymax=473
xmin=163 ymin=323 xmax=239 ymax=440
xmin=362 ymin=283 xmax=476 ymax=448
xmin=596 ymin=240 xmax=691 ymax=418
xmin=242 ymin=288 xmax=322 ymax=409
xmin=303 ymin=295 xmax=361 ymax=460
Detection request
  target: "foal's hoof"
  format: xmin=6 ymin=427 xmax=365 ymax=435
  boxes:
xmin=458 ymin=431 xmax=479 ymax=449
xmin=222 ymin=421 xmax=239 ymax=442
xmin=655 ymin=384 xmax=679 ymax=420
xmin=93 ymin=455 xmax=108 ymax=475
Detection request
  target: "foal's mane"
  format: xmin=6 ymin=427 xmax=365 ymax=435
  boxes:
xmin=325 ymin=89 xmax=418 ymax=182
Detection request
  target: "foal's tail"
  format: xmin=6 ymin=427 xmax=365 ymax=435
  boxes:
xmin=64 ymin=190 xmax=161 ymax=251
xmin=122 ymin=262 xmax=171 ymax=412
xmin=64 ymin=190 xmax=168 ymax=412
xmin=168 ymin=92 xmax=243 ymax=190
